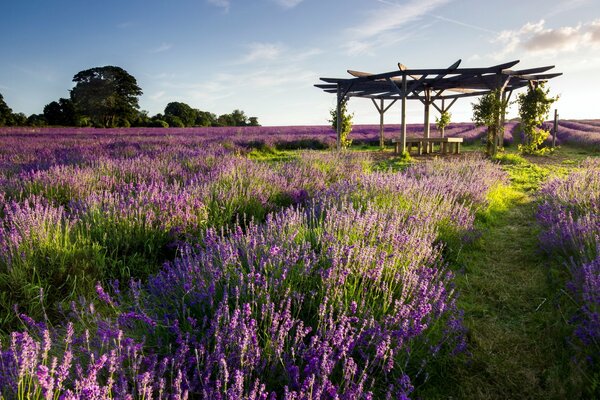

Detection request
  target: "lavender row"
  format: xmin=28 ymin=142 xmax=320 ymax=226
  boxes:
xmin=537 ymin=159 xmax=600 ymax=372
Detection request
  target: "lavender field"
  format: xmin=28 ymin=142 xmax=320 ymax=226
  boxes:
xmin=0 ymin=124 xmax=598 ymax=399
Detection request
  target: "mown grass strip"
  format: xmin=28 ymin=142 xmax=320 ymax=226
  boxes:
xmin=420 ymin=157 xmax=583 ymax=399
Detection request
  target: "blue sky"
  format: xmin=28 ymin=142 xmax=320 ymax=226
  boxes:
xmin=1 ymin=0 xmax=599 ymax=125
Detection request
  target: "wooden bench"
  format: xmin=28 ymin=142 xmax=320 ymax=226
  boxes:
xmin=392 ymin=137 xmax=463 ymax=155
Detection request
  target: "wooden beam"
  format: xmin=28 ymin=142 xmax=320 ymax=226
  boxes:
xmin=379 ymin=98 xmax=385 ymax=149
xmin=383 ymin=99 xmax=397 ymax=113
xmin=445 ymin=98 xmax=458 ymax=111
xmin=503 ymin=65 xmax=555 ymax=75
xmin=552 ymin=109 xmax=558 ymax=147
xmin=371 ymin=98 xmax=382 ymax=113
xmin=424 ymin=88 xmax=431 ymax=139
xmin=386 ymin=77 xmax=406 ymax=97
xmin=336 ymin=84 xmax=342 ymax=150
xmin=440 ymin=99 xmax=445 ymax=137
xmin=400 ymin=73 xmax=407 ymax=153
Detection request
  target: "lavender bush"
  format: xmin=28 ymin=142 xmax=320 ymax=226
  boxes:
xmin=537 ymin=159 xmax=600 ymax=382
xmin=0 ymin=127 xmax=512 ymax=398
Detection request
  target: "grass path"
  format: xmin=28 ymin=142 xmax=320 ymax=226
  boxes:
xmin=423 ymin=160 xmax=581 ymax=399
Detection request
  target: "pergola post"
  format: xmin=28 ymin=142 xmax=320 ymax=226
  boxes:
xmin=424 ymin=88 xmax=431 ymax=139
xmin=552 ymin=109 xmax=559 ymax=147
xmin=440 ymin=99 xmax=445 ymax=137
xmin=379 ymin=99 xmax=384 ymax=149
xmin=336 ymin=84 xmax=342 ymax=151
xmin=400 ymin=73 xmax=407 ymax=154
xmin=499 ymin=90 xmax=507 ymax=148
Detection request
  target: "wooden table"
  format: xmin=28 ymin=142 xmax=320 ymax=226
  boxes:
xmin=393 ymin=137 xmax=463 ymax=155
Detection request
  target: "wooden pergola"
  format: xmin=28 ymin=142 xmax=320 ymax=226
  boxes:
xmin=315 ymin=59 xmax=562 ymax=151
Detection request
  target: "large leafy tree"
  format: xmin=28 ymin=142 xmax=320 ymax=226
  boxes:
xmin=194 ymin=110 xmax=217 ymax=127
xmin=165 ymin=102 xmax=196 ymax=127
xmin=0 ymin=93 xmax=13 ymax=126
xmin=70 ymin=66 xmax=142 ymax=128
xmin=43 ymin=98 xmax=76 ymax=126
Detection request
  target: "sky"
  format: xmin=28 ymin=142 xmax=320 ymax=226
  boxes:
xmin=1 ymin=0 xmax=599 ymax=126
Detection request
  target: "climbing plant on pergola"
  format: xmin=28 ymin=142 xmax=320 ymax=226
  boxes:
xmin=315 ymin=60 xmax=561 ymax=152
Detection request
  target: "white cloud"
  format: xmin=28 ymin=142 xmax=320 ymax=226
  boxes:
xmin=492 ymin=19 xmax=600 ymax=59
xmin=237 ymin=42 xmax=285 ymax=64
xmin=150 ymin=43 xmax=173 ymax=53
xmin=343 ymin=0 xmax=450 ymax=55
xmin=149 ymin=91 xmax=166 ymax=101
xmin=272 ymin=0 xmax=303 ymax=8
xmin=207 ymin=0 xmax=230 ymax=12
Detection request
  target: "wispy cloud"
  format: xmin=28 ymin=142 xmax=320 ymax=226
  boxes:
xmin=149 ymin=43 xmax=173 ymax=54
xmin=491 ymin=19 xmax=600 ymax=59
xmin=544 ymin=0 xmax=591 ymax=18
xmin=237 ymin=42 xmax=285 ymax=64
xmin=430 ymin=14 xmax=497 ymax=35
xmin=343 ymin=0 xmax=451 ymax=55
xmin=351 ymin=0 xmax=450 ymax=39
xmin=272 ymin=0 xmax=304 ymax=9
xmin=149 ymin=91 xmax=166 ymax=101
xmin=207 ymin=0 xmax=230 ymax=12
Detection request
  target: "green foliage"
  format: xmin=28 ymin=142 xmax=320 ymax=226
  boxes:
xmin=472 ymin=89 xmax=506 ymax=156
xmin=329 ymin=99 xmax=354 ymax=149
xmin=194 ymin=110 xmax=217 ymax=127
xmin=71 ymin=66 xmax=143 ymax=128
xmin=27 ymin=114 xmax=47 ymax=127
xmin=149 ymin=119 xmax=169 ymax=128
xmin=164 ymin=101 xmax=196 ymax=126
xmin=43 ymin=98 xmax=77 ymax=126
xmin=165 ymin=114 xmax=185 ymax=128
xmin=492 ymin=153 xmax=528 ymax=165
xmin=516 ymin=83 xmax=558 ymax=155
xmin=78 ymin=209 xmax=174 ymax=282
xmin=0 ymin=215 xmax=106 ymax=329
xmin=8 ymin=112 xmax=27 ymax=126
xmin=0 ymin=92 xmax=13 ymax=126
xmin=435 ymin=110 xmax=451 ymax=133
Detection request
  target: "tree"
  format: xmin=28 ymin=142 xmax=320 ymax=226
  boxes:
xmin=0 ymin=93 xmax=13 ymax=126
xmin=472 ymin=89 xmax=506 ymax=156
xmin=516 ymin=82 xmax=558 ymax=155
xmin=165 ymin=115 xmax=185 ymax=128
xmin=230 ymin=109 xmax=249 ymax=126
xmin=435 ymin=110 xmax=451 ymax=137
xmin=43 ymin=98 xmax=76 ymax=126
xmin=248 ymin=117 xmax=260 ymax=126
xmin=329 ymin=99 xmax=353 ymax=149
xmin=217 ymin=113 xmax=235 ymax=127
xmin=71 ymin=66 xmax=142 ymax=128
xmin=165 ymin=102 xmax=195 ymax=127
xmin=194 ymin=110 xmax=217 ymax=127
xmin=27 ymin=114 xmax=47 ymax=127
xmin=8 ymin=112 xmax=27 ymax=126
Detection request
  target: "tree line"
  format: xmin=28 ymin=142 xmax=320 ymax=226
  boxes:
xmin=0 ymin=65 xmax=259 ymax=128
